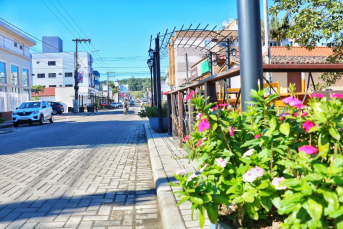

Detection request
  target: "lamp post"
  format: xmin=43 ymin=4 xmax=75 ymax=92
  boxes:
xmin=147 ymin=58 xmax=154 ymax=106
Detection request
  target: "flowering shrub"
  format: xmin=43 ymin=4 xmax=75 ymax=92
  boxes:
xmin=169 ymin=88 xmax=343 ymax=228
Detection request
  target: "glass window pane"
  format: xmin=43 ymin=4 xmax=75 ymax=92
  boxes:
xmin=23 ymin=69 xmax=29 ymax=87
xmin=11 ymin=65 xmax=19 ymax=86
xmin=12 ymin=87 xmax=19 ymax=93
xmin=0 ymin=86 xmax=6 ymax=92
xmin=0 ymin=62 xmax=6 ymax=84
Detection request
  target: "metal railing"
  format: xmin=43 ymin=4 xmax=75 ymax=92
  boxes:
xmin=0 ymin=92 xmax=29 ymax=112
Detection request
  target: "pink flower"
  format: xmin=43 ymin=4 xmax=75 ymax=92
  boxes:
xmin=303 ymin=120 xmax=315 ymax=132
xmin=293 ymin=112 xmax=298 ymax=117
xmin=243 ymin=149 xmax=255 ymax=157
xmin=184 ymin=91 xmax=196 ymax=101
xmin=310 ymin=94 xmax=325 ymax=99
xmin=242 ymin=170 xmax=258 ymax=182
xmin=255 ymin=133 xmax=262 ymax=139
xmin=295 ymin=104 xmax=304 ymax=109
xmin=282 ymin=96 xmax=294 ymax=104
xmin=187 ymin=173 xmax=197 ymax=182
xmin=213 ymin=106 xmax=218 ymax=111
xmin=198 ymin=119 xmax=210 ymax=132
xmin=301 ymin=112 xmax=308 ymax=117
xmin=333 ymin=93 xmax=343 ymax=99
xmin=196 ymin=113 xmax=203 ymax=120
xmin=299 ymin=145 xmax=318 ymax=155
xmin=228 ymin=126 xmax=235 ymax=137
xmin=196 ymin=137 xmax=207 ymax=147
xmin=339 ymin=128 xmax=343 ymax=132
xmin=183 ymin=135 xmax=190 ymax=142
xmin=175 ymin=169 xmax=187 ymax=175
xmin=272 ymin=177 xmax=286 ymax=190
xmin=288 ymin=98 xmax=302 ymax=107
xmin=251 ymin=166 xmax=265 ymax=177
xmin=280 ymin=117 xmax=285 ymax=120
xmin=200 ymin=164 xmax=207 ymax=172
xmin=218 ymin=103 xmax=228 ymax=107
xmin=216 ymin=157 xmax=227 ymax=168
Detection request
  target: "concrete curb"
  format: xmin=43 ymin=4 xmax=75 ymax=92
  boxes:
xmin=144 ymin=123 xmax=187 ymax=229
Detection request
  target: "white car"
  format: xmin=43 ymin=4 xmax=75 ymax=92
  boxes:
xmin=12 ymin=101 xmax=54 ymax=127
xmin=110 ymin=102 xmax=118 ymax=109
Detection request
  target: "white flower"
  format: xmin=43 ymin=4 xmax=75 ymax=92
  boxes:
xmin=187 ymin=173 xmax=197 ymax=182
xmin=272 ymin=177 xmax=286 ymax=190
xmin=243 ymin=149 xmax=254 ymax=157
xmin=175 ymin=169 xmax=187 ymax=175
xmin=242 ymin=170 xmax=257 ymax=182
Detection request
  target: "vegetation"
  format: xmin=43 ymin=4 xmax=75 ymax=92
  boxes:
xmin=270 ymin=0 xmax=343 ymax=90
xmin=170 ymin=87 xmax=343 ymax=228
xmin=137 ymin=105 xmax=167 ymax=118
xmin=31 ymin=85 xmax=45 ymax=101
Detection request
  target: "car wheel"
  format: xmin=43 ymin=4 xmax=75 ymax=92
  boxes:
xmin=49 ymin=114 xmax=54 ymax=123
xmin=13 ymin=122 xmax=18 ymax=127
xmin=39 ymin=114 xmax=44 ymax=125
xmin=53 ymin=110 xmax=57 ymax=115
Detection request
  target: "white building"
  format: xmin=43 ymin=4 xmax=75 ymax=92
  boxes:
xmin=31 ymin=36 xmax=100 ymax=108
xmin=0 ymin=20 xmax=36 ymax=114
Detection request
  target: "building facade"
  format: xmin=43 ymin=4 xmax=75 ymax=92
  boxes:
xmin=0 ymin=20 xmax=36 ymax=114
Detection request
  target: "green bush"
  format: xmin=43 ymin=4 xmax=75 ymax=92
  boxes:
xmin=137 ymin=105 xmax=168 ymax=118
xmin=170 ymin=89 xmax=343 ymax=228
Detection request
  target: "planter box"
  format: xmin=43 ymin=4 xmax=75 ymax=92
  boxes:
xmin=210 ymin=221 xmax=232 ymax=229
xmin=149 ymin=117 xmax=168 ymax=133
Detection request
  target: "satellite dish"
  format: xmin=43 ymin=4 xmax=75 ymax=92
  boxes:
xmin=222 ymin=18 xmax=234 ymax=28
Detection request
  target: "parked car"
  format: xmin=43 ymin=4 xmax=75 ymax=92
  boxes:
xmin=12 ymin=101 xmax=53 ymax=127
xmin=118 ymin=102 xmax=123 ymax=107
xmin=130 ymin=100 xmax=134 ymax=106
xmin=110 ymin=102 xmax=118 ymax=109
xmin=48 ymin=101 xmax=64 ymax=115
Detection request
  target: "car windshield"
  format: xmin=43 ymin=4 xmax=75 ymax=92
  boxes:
xmin=19 ymin=102 xmax=41 ymax=109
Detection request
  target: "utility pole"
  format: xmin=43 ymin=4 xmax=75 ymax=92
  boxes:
xmin=107 ymin=72 xmax=115 ymax=108
xmin=72 ymin=38 xmax=91 ymax=113
xmin=185 ymin=53 xmax=189 ymax=79
xmin=264 ymin=0 xmax=272 ymax=83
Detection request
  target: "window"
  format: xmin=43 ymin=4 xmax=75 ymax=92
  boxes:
xmin=37 ymin=73 xmax=45 ymax=78
xmin=219 ymin=42 xmax=226 ymax=47
xmin=65 ymin=72 xmax=73 ymax=77
xmin=36 ymin=61 xmax=40 ymax=64
xmin=0 ymin=62 xmax=6 ymax=84
xmin=20 ymin=45 xmax=23 ymax=50
xmin=14 ymin=42 xmax=17 ymax=47
xmin=48 ymin=61 xmax=56 ymax=66
xmin=0 ymin=86 xmax=6 ymax=92
xmin=12 ymin=87 xmax=19 ymax=93
xmin=11 ymin=65 xmax=19 ymax=86
xmin=23 ymin=69 xmax=29 ymax=87
xmin=65 ymin=84 xmax=73 ymax=87
xmin=49 ymin=85 xmax=56 ymax=87
xmin=59 ymin=85 xmax=62 ymax=87
xmin=48 ymin=73 xmax=56 ymax=78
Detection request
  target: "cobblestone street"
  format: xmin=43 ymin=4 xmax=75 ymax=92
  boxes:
xmin=0 ymin=107 xmax=162 ymax=229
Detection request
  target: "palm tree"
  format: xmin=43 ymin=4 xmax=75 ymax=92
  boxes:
xmin=270 ymin=12 xmax=291 ymax=46
xmin=108 ymin=82 xmax=118 ymax=101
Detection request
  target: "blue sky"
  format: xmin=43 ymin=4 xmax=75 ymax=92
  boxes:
xmin=0 ymin=0 xmax=274 ymax=81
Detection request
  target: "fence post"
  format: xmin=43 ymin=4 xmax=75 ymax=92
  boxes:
xmin=187 ymin=88 xmax=194 ymax=134
xmin=178 ymin=91 xmax=183 ymax=146
xmin=167 ymin=93 xmax=172 ymax=135
xmin=204 ymin=81 xmax=216 ymax=105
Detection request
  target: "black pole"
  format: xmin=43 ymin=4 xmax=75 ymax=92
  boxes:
xmin=208 ymin=52 xmax=213 ymax=76
xmin=155 ymin=36 xmax=163 ymax=133
xmin=237 ymin=0 xmax=263 ymax=111
xmin=153 ymin=52 xmax=158 ymax=107
xmin=150 ymin=68 xmax=154 ymax=106
xmin=226 ymin=39 xmax=231 ymax=88
xmin=74 ymin=41 xmax=79 ymax=113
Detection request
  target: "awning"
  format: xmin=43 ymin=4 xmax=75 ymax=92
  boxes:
xmin=163 ymin=91 xmax=171 ymax=95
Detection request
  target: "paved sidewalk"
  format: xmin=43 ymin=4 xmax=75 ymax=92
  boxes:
xmin=144 ymin=123 xmax=210 ymax=229
xmin=0 ymin=108 xmax=162 ymax=229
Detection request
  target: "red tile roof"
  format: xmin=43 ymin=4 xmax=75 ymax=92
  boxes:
xmin=271 ymin=46 xmax=333 ymax=57
xmin=31 ymin=87 xmax=55 ymax=97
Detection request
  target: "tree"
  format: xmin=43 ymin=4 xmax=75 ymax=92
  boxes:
xmin=108 ymin=82 xmax=118 ymax=101
xmin=269 ymin=12 xmax=290 ymax=46
xmin=31 ymin=85 xmax=45 ymax=101
xmin=270 ymin=0 xmax=343 ymax=89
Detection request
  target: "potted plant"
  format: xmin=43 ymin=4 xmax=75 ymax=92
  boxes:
xmin=138 ymin=105 xmax=168 ymax=132
xmin=169 ymin=88 xmax=343 ymax=229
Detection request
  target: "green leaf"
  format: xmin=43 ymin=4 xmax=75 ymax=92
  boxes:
xmin=302 ymin=198 xmax=322 ymax=221
xmin=330 ymin=206 xmax=343 ymax=218
xmin=305 ymin=173 xmax=323 ymax=181
xmin=168 ymin=182 xmax=180 ymax=187
xmin=205 ymin=204 xmax=218 ymax=224
xmin=196 ymin=205 xmax=205 ymax=228
xmin=313 ymin=164 xmax=328 ymax=175
xmin=190 ymin=196 xmax=204 ymax=205
xmin=199 ymin=193 xmax=212 ymax=203
xmin=329 ymin=127 xmax=341 ymax=141
xmin=212 ymin=195 xmax=231 ymax=204
xmin=261 ymin=196 xmax=273 ymax=212
xmin=210 ymin=115 xmax=217 ymax=121
xmin=280 ymin=179 xmax=301 ymax=189
xmin=176 ymin=196 xmax=190 ymax=206
xmin=269 ymin=117 xmax=277 ymax=131
xmin=318 ymin=133 xmax=330 ymax=159
xmin=323 ymin=191 xmax=339 ymax=210
xmin=280 ymin=122 xmax=290 ymax=136
xmin=279 ymin=193 xmax=304 ymax=206
xmin=242 ymin=190 xmax=256 ymax=203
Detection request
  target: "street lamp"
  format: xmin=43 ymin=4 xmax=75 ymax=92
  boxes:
xmin=213 ymin=54 xmax=218 ymax=66
xmin=148 ymin=48 xmax=154 ymax=58
xmin=147 ymin=58 xmax=154 ymax=106
xmin=231 ymin=48 xmax=237 ymax=56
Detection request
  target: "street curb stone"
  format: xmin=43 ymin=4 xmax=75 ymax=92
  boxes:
xmin=144 ymin=123 xmax=187 ymax=229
